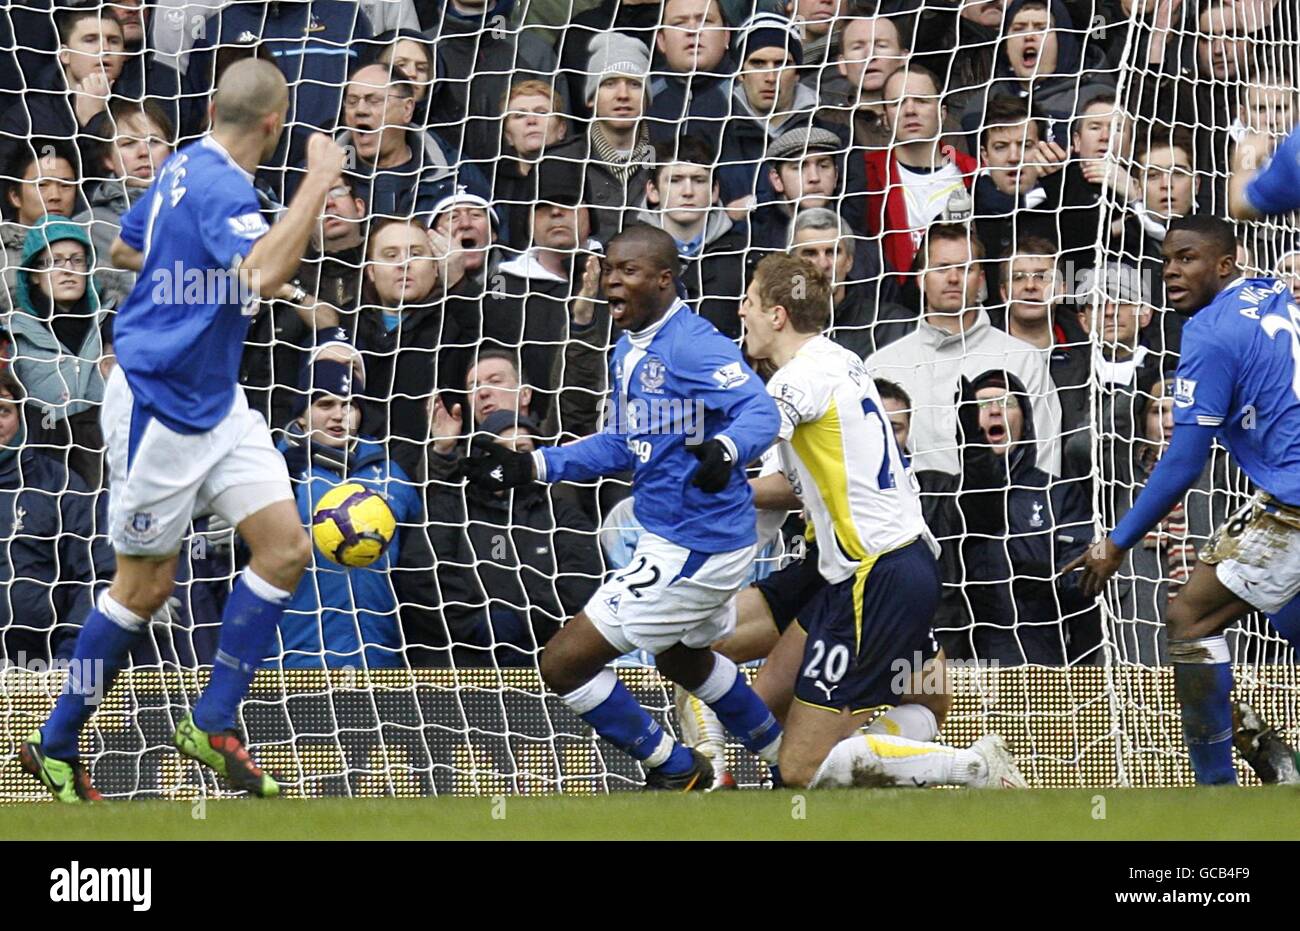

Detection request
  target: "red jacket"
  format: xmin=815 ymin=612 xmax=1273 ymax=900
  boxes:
xmin=864 ymin=146 xmax=980 ymax=279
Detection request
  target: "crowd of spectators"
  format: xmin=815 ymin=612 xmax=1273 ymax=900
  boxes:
xmin=0 ymin=0 xmax=1292 ymax=670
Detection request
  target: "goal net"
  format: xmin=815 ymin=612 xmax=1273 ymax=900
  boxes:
xmin=1 ymin=0 xmax=1298 ymax=800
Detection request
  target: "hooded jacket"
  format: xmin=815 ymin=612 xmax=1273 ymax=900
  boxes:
xmin=75 ymin=179 xmax=150 ymax=311
xmin=7 ymin=218 xmax=108 ymax=422
xmin=274 ymin=427 xmax=421 ymax=668
xmin=920 ymin=370 xmax=1094 ymax=665
xmin=867 ymin=308 xmax=1063 ymax=475
xmin=636 ymin=207 xmax=748 ymax=339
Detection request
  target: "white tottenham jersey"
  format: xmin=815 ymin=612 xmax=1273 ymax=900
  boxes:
xmin=766 ymin=336 xmax=930 ymax=584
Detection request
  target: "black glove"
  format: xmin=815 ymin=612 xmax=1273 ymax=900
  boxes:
xmin=458 ymin=442 xmax=535 ymax=492
xmin=688 ymin=438 xmax=735 ymax=493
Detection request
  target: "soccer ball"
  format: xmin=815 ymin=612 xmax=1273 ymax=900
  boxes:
xmin=310 ymin=482 xmax=396 ymax=568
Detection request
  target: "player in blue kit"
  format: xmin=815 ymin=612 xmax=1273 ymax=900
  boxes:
xmin=1229 ymin=123 xmax=1300 ymax=220
xmin=1072 ymin=215 xmax=1300 ymax=785
xmin=460 ymin=224 xmax=783 ymax=791
xmin=19 ymin=60 xmax=348 ymax=802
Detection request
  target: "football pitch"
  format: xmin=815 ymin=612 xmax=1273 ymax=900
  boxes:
xmin=2 ymin=788 xmax=1298 ymax=840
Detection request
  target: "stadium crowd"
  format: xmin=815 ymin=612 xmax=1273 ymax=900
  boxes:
xmin=0 ymin=0 xmax=1290 ymax=671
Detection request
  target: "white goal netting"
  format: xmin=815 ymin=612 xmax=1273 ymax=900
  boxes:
xmin=1 ymin=0 xmax=1298 ymax=798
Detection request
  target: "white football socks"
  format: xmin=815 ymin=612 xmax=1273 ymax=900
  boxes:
xmin=811 ymin=733 xmax=987 ymax=788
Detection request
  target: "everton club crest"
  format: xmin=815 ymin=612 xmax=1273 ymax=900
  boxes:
xmin=640 ymin=356 xmax=666 ymax=394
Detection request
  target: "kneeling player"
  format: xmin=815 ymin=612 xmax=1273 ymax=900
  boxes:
xmin=737 ymin=254 xmax=1026 ymax=789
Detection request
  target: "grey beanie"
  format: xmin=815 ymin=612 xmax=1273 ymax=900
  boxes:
xmin=584 ymin=33 xmax=654 ymax=106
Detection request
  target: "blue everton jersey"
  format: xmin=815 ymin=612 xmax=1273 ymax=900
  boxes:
xmin=538 ymin=302 xmax=780 ymax=553
xmin=1245 ymin=124 xmax=1300 ymax=216
xmin=1173 ymin=277 xmax=1300 ymax=504
xmin=115 ymin=136 xmax=270 ymax=434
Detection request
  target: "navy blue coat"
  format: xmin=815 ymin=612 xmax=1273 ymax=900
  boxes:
xmin=0 ymin=448 xmax=110 ymax=661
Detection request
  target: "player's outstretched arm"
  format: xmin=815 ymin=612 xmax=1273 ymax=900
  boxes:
xmin=1066 ymin=423 xmax=1215 ymax=597
xmin=109 ymin=236 xmax=143 ymax=272
xmin=240 ymin=134 xmax=347 ymax=296
xmin=1229 ymin=128 xmax=1299 ymax=220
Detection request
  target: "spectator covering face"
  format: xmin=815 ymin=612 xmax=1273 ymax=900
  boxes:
xmin=982 ymin=117 xmax=1048 ymax=196
xmin=60 ymin=13 xmax=127 ymax=85
xmin=1139 ymin=143 xmax=1197 ymax=221
xmin=467 ymin=355 xmax=532 ymax=424
xmin=657 ymin=0 xmax=729 ymax=74
xmin=8 ymin=155 xmax=78 ymax=224
xmin=1005 ymin=3 xmax=1057 ymax=78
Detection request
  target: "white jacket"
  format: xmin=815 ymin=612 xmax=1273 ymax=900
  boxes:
xmin=866 ymin=309 xmax=1062 ymax=476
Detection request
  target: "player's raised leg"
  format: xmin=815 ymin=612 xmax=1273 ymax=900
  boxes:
xmin=175 ymin=494 xmax=310 ymax=798
xmin=540 ymin=611 xmax=712 ymax=791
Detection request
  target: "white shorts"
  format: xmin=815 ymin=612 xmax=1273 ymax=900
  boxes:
xmin=585 ymin=532 xmax=755 ymax=655
xmin=103 ymin=366 xmax=293 ymax=556
xmin=1201 ymin=493 xmax=1300 ymax=615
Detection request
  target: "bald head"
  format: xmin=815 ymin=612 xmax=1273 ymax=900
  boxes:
xmin=609 ymin=223 xmax=681 ymax=277
xmin=212 ymin=59 xmax=289 ymax=130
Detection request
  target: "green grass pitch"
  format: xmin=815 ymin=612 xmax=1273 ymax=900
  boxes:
xmin=2 ymin=788 xmax=1298 ymax=840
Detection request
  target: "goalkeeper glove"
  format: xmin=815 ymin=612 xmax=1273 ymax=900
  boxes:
xmin=689 ymin=438 xmax=735 ymax=494
xmin=458 ymin=442 xmax=535 ymax=492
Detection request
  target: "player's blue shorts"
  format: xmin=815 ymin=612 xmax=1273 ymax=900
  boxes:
xmin=752 ymin=542 xmax=825 ymax=634
xmin=794 ymin=537 xmax=941 ymax=714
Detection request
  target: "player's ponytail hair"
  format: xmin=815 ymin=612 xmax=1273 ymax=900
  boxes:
xmin=751 ymin=253 xmax=831 ymax=334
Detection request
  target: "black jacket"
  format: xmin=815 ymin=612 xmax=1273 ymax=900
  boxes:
xmin=346 ymin=293 xmax=472 ymax=466
xmin=397 ymin=470 xmax=603 ymax=666
xmin=922 ymin=371 xmax=1095 ymax=665
xmin=0 ymin=447 xmax=110 ymax=661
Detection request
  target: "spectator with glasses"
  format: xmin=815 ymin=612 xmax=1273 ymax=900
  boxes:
xmin=336 ymin=62 xmax=486 ymax=221
xmin=8 ymin=217 xmax=111 ymax=486
xmin=2 ymin=141 xmax=82 ymax=313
